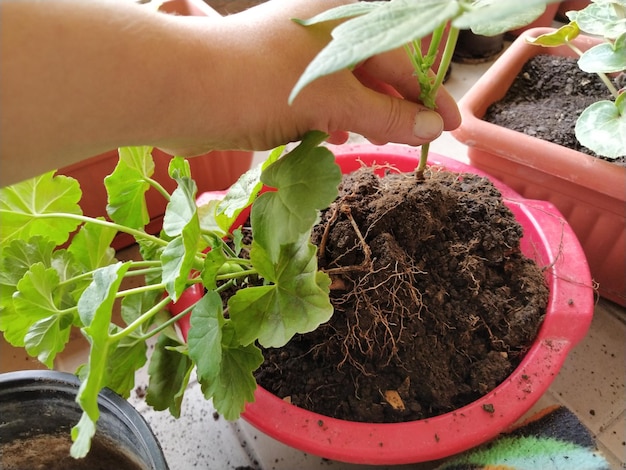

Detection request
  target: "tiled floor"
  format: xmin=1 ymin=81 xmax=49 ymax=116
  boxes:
xmin=2 ymin=49 xmax=624 ymax=470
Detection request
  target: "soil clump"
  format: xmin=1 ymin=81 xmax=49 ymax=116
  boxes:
xmin=255 ymin=165 xmax=549 ymax=422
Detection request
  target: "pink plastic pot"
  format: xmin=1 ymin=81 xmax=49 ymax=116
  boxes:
xmin=180 ymin=145 xmax=594 ymax=464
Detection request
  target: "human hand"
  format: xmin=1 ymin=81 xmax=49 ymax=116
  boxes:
xmin=160 ymin=0 xmax=461 ymax=156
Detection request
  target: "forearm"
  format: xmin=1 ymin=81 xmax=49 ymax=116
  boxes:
xmin=0 ymin=0 xmax=219 ymax=185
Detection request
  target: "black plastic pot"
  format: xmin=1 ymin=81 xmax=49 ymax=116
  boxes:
xmin=0 ymin=370 xmax=168 ymax=470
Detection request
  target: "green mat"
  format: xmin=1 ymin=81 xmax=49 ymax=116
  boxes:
xmin=436 ymin=406 xmax=611 ymax=470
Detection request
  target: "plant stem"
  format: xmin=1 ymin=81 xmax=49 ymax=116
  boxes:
xmin=146 ymin=177 xmax=171 ymax=202
xmin=35 ymin=213 xmax=167 ymax=246
xmin=415 ymin=26 xmax=461 ymax=177
xmin=109 ymin=295 xmax=172 ymax=342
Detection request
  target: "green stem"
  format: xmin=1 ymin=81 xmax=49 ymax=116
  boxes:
xmin=34 ymin=213 xmax=166 ymax=246
xmin=109 ymin=295 xmax=172 ymax=342
xmin=146 ymin=177 xmax=171 ymax=202
xmin=115 ymin=282 xmax=167 ymax=300
xmin=415 ymin=26 xmax=461 ymax=176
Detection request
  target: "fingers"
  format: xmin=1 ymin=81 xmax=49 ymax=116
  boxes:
xmin=331 ymin=84 xmax=444 ymax=146
xmin=357 ymin=49 xmax=461 ymax=132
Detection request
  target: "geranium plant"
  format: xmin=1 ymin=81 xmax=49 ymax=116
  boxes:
xmin=527 ymin=0 xmax=626 ymax=159
xmin=0 ymin=131 xmax=341 ymax=457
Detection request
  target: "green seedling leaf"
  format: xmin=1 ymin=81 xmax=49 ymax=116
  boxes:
xmin=290 ymin=0 xmax=460 ymax=103
xmin=230 ymin=234 xmax=333 ymax=348
xmin=68 ymin=218 xmax=117 ymax=272
xmin=0 ymin=171 xmax=82 ymax=247
xmin=293 ymin=1 xmax=387 ymax=25
xmin=453 ymin=0 xmax=558 ymax=32
xmin=104 ymin=146 xmax=154 ymax=229
xmin=146 ymin=334 xmax=193 ymax=418
xmin=574 ymin=1 xmax=626 ymax=39
xmin=527 ymin=22 xmax=580 ymax=46
xmin=576 ymin=99 xmax=626 ymax=158
xmin=465 ymin=0 xmax=549 ymax=37
xmin=578 ymin=33 xmax=626 ymax=73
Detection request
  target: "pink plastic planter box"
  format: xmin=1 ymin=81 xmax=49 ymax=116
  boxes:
xmin=176 ymin=144 xmax=594 ymax=464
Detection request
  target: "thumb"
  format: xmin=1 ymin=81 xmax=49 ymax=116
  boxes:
xmin=344 ymin=88 xmax=444 ymax=146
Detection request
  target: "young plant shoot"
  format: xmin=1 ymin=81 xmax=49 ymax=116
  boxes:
xmin=289 ymin=0 xmax=558 ymax=175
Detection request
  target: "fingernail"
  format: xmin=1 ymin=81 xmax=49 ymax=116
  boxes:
xmin=413 ymin=110 xmax=443 ymax=140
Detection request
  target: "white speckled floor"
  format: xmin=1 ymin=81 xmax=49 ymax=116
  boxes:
xmin=2 ymin=57 xmax=624 ymax=470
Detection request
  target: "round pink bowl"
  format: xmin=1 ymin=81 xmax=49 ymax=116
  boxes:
xmin=180 ymin=144 xmax=594 ymax=465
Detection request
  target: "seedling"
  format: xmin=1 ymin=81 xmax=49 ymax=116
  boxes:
xmin=290 ymin=0 xmax=559 ymax=175
xmin=527 ymin=0 xmax=626 ymax=158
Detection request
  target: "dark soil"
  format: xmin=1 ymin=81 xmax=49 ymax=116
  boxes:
xmin=484 ymin=54 xmax=626 ymax=164
xmin=1 ymin=432 xmax=145 ymax=470
xmin=254 ymin=166 xmax=549 ymax=423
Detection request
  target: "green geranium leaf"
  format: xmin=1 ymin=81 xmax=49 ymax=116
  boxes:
xmin=293 ymin=1 xmax=387 ymax=25
xmin=578 ymin=33 xmax=626 ymax=73
xmin=104 ymin=146 xmax=154 ymax=229
xmin=527 ymin=22 xmax=580 ymax=46
xmin=230 ymin=234 xmax=333 ymax=348
xmin=168 ymin=156 xmax=192 ymax=180
xmin=163 ymin=176 xmax=198 ymax=237
xmin=7 ymin=263 xmax=62 ymax=344
xmin=146 ymin=334 xmax=193 ymax=418
xmin=211 ymin=147 xmax=283 ymax=234
xmin=71 ymin=412 xmax=96 ymax=458
xmin=76 ymin=262 xmax=129 ymax=426
xmin=198 ymin=323 xmax=263 ymax=421
xmin=120 ymin=288 xmax=164 ymax=327
xmin=200 ymin=247 xmax=228 ymax=290
xmin=68 ymin=219 xmax=117 ymax=272
xmin=0 ymin=237 xmax=56 ymax=310
xmin=576 ymin=99 xmax=626 ymax=158
xmin=252 ymin=132 xmax=341 ymax=262
xmin=24 ymin=312 xmax=73 ymax=368
xmin=187 ymin=291 xmax=225 ymax=383
xmin=161 ymin=175 xmax=202 ymax=301
xmin=0 ymin=171 xmax=82 ymax=247
xmin=104 ymin=331 xmax=148 ymax=398
xmin=290 ymin=0 xmax=460 ymax=103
